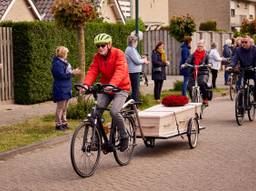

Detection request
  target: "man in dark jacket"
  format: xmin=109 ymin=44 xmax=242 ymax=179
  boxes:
xmin=227 ymin=36 xmax=256 ymax=93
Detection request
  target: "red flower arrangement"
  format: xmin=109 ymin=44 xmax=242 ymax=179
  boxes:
xmin=52 ymin=0 xmax=98 ymax=29
xmin=161 ymin=95 xmax=189 ymax=107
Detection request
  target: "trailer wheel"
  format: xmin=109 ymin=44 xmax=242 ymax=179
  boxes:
xmin=187 ymin=117 xmax=199 ymax=149
xmin=144 ymin=138 xmax=155 ymax=148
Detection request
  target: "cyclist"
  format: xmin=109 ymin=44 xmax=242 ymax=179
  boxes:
xmin=83 ymin=33 xmax=131 ymax=152
xmin=226 ymin=36 xmax=256 ymax=94
xmin=181 ymin=40 xmax=211 ymax=106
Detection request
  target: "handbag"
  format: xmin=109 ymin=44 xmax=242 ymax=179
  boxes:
xmin=153 ymin=67 xmax=162 ymax=72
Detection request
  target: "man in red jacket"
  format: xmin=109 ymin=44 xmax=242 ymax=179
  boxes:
xmin=83 ymin=33 xmax=131 ymax=152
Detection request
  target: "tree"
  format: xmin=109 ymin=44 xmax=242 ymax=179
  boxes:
xmin=52 ymin=0 xmax=98 ymax=82
xmin=169 ymin=15 xmax=196 ymax=42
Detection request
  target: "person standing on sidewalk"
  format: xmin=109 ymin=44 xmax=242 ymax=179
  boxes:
xmin=151 ymin=41 xmax=168 ymax=102
xmin=51 ymin=46 xmax=81 ymax=131
xmin=125 ymin=35 xmax=149 ymax=101
xmin=179 ymin=36 xmax=192 ymax=96
xmin=222 ymin=39 xmax=233 ymax=85
xmin=209 ymin=42 xmax=226 ymax=89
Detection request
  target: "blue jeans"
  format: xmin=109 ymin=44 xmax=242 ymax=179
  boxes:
xmin=224 ymin=70 xmax=229 ymax=84
xmin=96 ymin=91 xmax=128 ymax=138
xmin=182 ymin=75 xmax=189 ymax=96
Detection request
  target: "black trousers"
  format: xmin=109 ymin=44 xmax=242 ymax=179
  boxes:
xmin=154 ymin=80 xmax=164 ymax=100
xmin=129 ymin=73 xmax=140 ymax=101
xmin=211 ymin=69 xmax=218 ymax=88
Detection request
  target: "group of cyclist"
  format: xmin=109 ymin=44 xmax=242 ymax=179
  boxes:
xmin=179 ymin=35 xmax=256 ymax=107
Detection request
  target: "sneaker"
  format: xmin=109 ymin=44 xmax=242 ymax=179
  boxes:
xmin=55 ymin=124 xmax=65 ymax=131
xmin=119 ymin=135 xmax=129 ymax=152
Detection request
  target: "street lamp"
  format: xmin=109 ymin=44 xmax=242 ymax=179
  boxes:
xmin=135 ymin=0 xmax=139 ymax=38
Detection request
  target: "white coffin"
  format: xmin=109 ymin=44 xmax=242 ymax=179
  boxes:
xmin=137 ymin=103 xmax=202 ymax=137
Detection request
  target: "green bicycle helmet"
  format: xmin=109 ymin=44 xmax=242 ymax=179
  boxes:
xmin=94 ymin=33 xmax=112 ymax=45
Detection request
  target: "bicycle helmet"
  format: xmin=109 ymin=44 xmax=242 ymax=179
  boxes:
xmin=94 ymin=33 xmax=112 ymax=45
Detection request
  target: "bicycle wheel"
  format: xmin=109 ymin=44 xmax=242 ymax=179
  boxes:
xmin=187 ymin=117 xmax=199 ymax=149
xmin=248 ymin=87 xmax=256 ymax=121
xmin=229 ymin=76 xmax=236 ymax=101
xmin=192 ymin=88 xmax=200 ymax=103
xmin=113 ymin=116 xmax=136 ymax=166
xmin=235 ymin=93 xmax=245 ymax=126
xmin=70 ymin=122 xmax=101 ymax=178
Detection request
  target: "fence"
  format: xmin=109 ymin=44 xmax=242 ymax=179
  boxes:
xmin=0 ymin=27 xmax=13 ymax=103
xmin=142 ymin=30 xmax=233 ymax=75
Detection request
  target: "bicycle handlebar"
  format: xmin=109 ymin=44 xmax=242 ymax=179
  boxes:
xmin=183 ymin=63 xmax=209 ymax=68
xmin=74 ymin=83 xmax=122 ymax=95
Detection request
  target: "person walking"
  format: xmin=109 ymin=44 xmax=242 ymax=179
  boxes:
xmin=209 ymin=42 xmax=226 ymax=89
xmin=125 ymin=35 xmax=149 ymax=101
xmin=151 ymin=41 xmax=168 ymax=102
xmin=179 ymin=36 xmax=192 ymax=96
xmin=51 ymin=46 xmax=81 ymax=131
xmin=83 ymin=33 xmax=131 ymax=151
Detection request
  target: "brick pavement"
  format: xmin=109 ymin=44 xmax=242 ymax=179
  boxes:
xmin=0 ymin=96 xmax=256 ymax=191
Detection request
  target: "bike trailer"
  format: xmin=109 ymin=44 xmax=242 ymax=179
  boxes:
xmin=137 ymin=103 xmax=202 ymax=138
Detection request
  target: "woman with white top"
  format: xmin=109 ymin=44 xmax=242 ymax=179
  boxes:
xmin=209 ymin=42 xmax=226 ymax=88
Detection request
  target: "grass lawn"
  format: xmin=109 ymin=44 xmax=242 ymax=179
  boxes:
xmin=0 ymin=88 xmax=227 ymax=153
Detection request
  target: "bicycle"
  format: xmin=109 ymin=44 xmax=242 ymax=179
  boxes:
xmin=70 ymin=83 xmax=140 ymax=178
xmin=227 ymin=67 xmax=240 ymax=101
xmin=234 ymin=66 xmax=256 ymax=126
xmin=183 ymin=63 xmax=211 ymax=119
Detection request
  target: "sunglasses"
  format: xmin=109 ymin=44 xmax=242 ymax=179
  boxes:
xmin=241 ymin=41 xmax=248 ymax=44
xmin=96 ymin=44 xmax=107 ymax=48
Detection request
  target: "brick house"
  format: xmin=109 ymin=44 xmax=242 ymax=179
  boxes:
xmin=129 ymin=0 xmax=256 ymax=31
xmin=0 ymin=0 xmax=125 ymax=24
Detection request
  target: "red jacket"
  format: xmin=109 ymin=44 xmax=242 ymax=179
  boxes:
xmin=83 ymin=47 xmax=131 ymax=92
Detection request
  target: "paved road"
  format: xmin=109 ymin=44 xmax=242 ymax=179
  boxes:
xmin=1 ymin=96 xmax=256 ymax=191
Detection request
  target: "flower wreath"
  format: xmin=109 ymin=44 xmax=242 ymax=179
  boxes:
xmin=161 ymin=95 xmax=188 ymax=107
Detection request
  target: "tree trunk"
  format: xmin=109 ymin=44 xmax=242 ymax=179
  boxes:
xmin=77 ymin=26 xmax=85 ymax=83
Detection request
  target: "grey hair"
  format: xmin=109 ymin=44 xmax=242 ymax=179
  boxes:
xmin=127 ymin=35 xmax=138 ymax=46
xmin=225 ymin=39 xmax=232 ymax=46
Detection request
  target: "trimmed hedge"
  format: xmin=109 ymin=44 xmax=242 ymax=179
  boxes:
xmin=0 ymin=21 xmax=138 ymax=104
xmin=199 ymin=20 xmax=217 ymax=31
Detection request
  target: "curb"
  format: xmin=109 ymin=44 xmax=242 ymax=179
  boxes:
xmin=0 ymin=134 xmax=72 ymax=160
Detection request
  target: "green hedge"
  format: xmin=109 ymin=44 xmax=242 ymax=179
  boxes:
xmin=0 ymin=21 xmax=137 ymax=104
xmin=199 ymin=20 xmax=217 ymax=31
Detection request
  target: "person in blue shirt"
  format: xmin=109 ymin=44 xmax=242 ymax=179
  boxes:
xmin=51 ymin=46 xmax=80 ymax=131
xmin=125 ymin=35 xmax=149 ymax=101
xmin=179 ymin=36 xmax=192 ymax=96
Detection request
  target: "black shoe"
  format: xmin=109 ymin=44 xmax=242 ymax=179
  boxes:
xmin=55 ymin=124 xmax=65 ymax=131
xmin=102 ymin=142 xmax=113 ymax=152
xmin=119 ymin=136 xmax=129 ymax=152
xmin=62 ymin=123 xmax=69 ymax=129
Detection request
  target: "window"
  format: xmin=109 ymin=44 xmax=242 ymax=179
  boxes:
xmin=231 ymin=9 xmax=235 ymax=17
xmin=249 ymin=14 xmax=253 ymax=19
